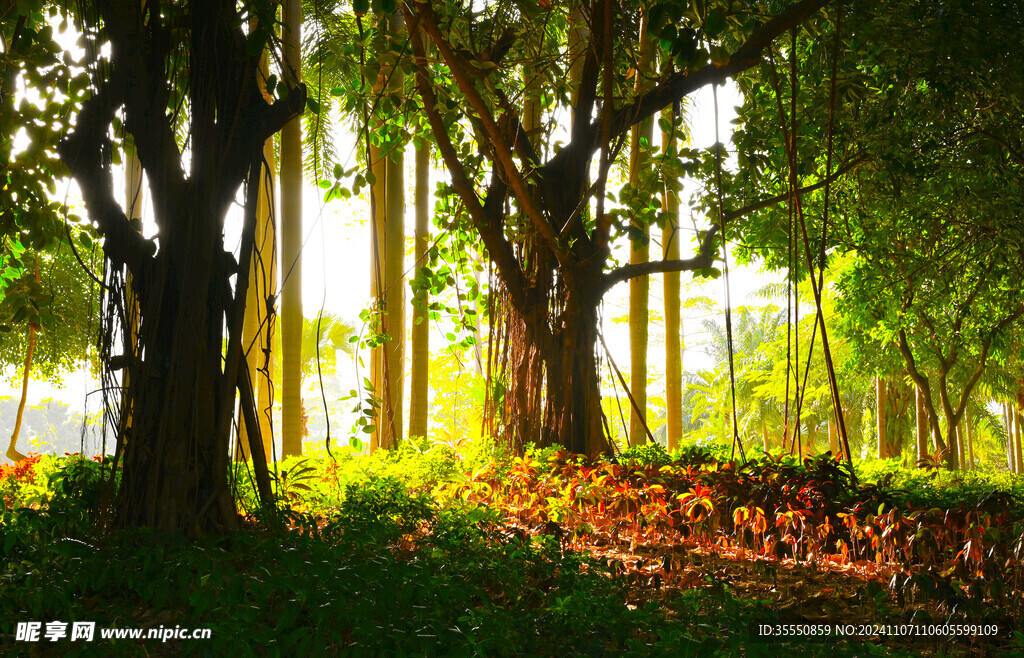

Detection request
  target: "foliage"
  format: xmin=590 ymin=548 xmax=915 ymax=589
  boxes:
xmin=6 ymin=450 xmax=1024 ymax=654
xmin=0 ymin=234 xmax=102 ymax=383
xmin=0 ymin=454 xmax=914 ymax=657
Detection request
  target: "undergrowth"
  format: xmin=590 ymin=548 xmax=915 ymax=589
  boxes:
xmin=2 ymin=446 xmax=1023 ymax=655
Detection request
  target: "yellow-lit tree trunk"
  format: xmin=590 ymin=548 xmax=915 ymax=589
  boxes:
xmin=280 ymin=0 xmax=303 ymax=457
xmin=662 ymin=105 xmax=682 ymax=452
xmin=627 ymin=14 xmax=655 ymax=447
xmin=915 ymin=384 xmax=928 ymax=465
xmin=965 ymin=415 xmax=974 ymax=470
xmin=237 ymin=51 xmax=278 ymax=461
xmin=1006 ymin=403 xmax=1015 ymax=472
xmin=6 ymin=261 xmax=38 ymax=463
xmin=876 ymin=376 xmax=889 ymax=458
xmin=408 ymin=141 xmax=430 ymax=441
xmin=1015 ymin=405 xmax=1024 ymax=475
xmin=119 ymin=145 xmax=143 ymax=439
xmin=370 ymin=13 xmax=406 ymax=451
xmin=828 ymin=420 xmax=839 ymax=457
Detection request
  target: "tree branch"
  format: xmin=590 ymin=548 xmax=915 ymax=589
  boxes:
xmin=723 ymin=153 xmax=866 ymax=222
xmin=57 ymin=69 xmax=156 ymax=284
xmin=412 ymin=1 xmax=571 ymax=266
xmin=980 ymin=129 xmax=1024 ymax=167
xmin=601 ymin=225 xmax=718 ymax=293
xmin=404 ymin=11 xmax=530 ymax=307
xmin=548 ymin=0 xmax=833 ymax=181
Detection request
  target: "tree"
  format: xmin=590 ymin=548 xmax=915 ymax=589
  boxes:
xmin=626 ymin=11 xmax=655 ymax=447
xmin=730 ymin=0 xmax=1024 ymax=469
xmin=398 ymin=0 xmax=833 ymax=455
xmin=3 ymin=0 xmax=102 ymax=463
xmin=409 ymin=141 xmax=431 ymax=440
xmin=281 ymin=0 xmax=305 ymax=458
xmin=238 ymin=49 xmax=279 ymax=462
xmin=1 ymin=237 xmax=102 ymax=461
xmin=661 ymin=106 xmax=683 ymax=452
xmin=57 ymin=0 xmax=305 ymax=532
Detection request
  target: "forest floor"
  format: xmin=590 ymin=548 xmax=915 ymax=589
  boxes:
xmin=2 ymin=446 xmax=1023 ymax=656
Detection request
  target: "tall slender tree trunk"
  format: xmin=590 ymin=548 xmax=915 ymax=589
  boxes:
xmin=370 ymin=13 xmax=406 ymax=451
xmin=239 ymin=51 xmax=278 ymax=460
xmin=965 ymin=415 xmax=974 ymax=470
xmin=408 ymin=141 xmax=430 ymax=440
xmin=280 ymin=0 xmax=304 ymax=458
xmin=876 ymin=376 xmax=888 ymax=458
xmin=1005 ymin=403 xmax=1014 ymax=472
xmin=6 ymin=260 xmax=38 ymax=463
xmin=828 ymin=420 xmax=839 ymax=457
xmin=627 ymin=13 xmax=655 ymax=447
xmin=120 ymin=145 xmax=143 ymax=439
xmin=955 ymin=423 xmax=965 ymax=471
xmin=662 ymin=105 xmax=682 ymax=452
xmin=915 ymin=384 xmax=929 ymax=465
xmin=1015 ymin=405 xmax=1024 ymax=475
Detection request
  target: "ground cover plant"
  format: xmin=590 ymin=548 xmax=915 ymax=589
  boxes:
xmin=3 ymin=449 xmax=1023 ymax=656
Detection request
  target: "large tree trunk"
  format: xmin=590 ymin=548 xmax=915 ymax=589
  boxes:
xmin=540 ymin=286 xmax=608 ymax=455
xmin=280 ymin=0 xmax=304 ymax=458
xmin=59 ymin=0 xmax=304 ymax=533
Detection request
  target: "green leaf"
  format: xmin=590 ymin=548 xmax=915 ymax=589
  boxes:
xmin=705 ymin=11 xmax=727 ymax=38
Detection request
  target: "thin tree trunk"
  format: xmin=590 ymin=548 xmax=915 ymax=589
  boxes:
xmin=1005 ymin=403 xmax=1014 ymax=472
xmin=370 ymin=13 xmax=406 ymax=451
xmin=6 ymin=260 xmax=38 ymax=463
xmin=1011 ymin=403 xmax=1019 ymax=476
xmin=876 ymin=376 xmax=888 ymax=458
xmin=828 ymin=419 xmax=839 ymax=457
xmin=408 ymin=141 xmax=430 ymax=440
xmin=280 ymin=0 xmax=304 ymax=457
xmin=627 ymin=13 xmax=655 ymax=447
xmin=956 ymin=423 xmax=965 ymax=471
xmin=662 ymin=105 xmax=682 ymax=453
xmin=966 ymin=415 xmax=974 ymax=470
xmin=915 ymin=384 xmax=928 ymax=465
xmin=239 ymin=49 xmax=278 ymax=460
xmin=120 ymin=145 xmax=143 ymax=439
